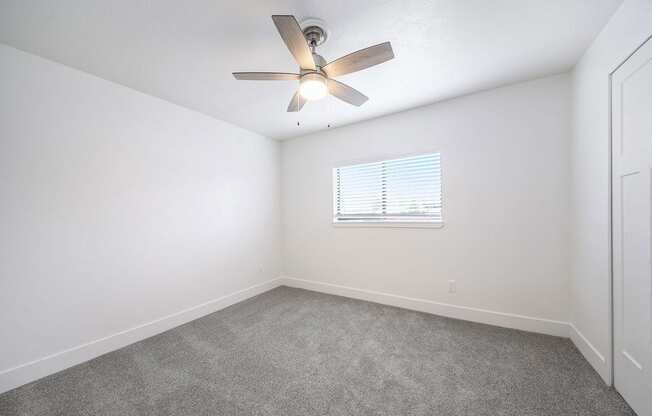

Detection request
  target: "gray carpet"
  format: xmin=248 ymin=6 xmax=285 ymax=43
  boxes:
xmin=0 ymin=286 xmax=634 ymax=416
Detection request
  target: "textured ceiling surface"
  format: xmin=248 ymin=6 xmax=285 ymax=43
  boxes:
xmin=0 ymin=0 xmax=622 ymax=139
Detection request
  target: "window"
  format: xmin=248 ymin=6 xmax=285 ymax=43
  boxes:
xmin=333 ymin=153 xmax=442 ymax=226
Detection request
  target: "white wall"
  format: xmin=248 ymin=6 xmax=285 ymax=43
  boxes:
xmin=0 ymin=44 xmax=281 ymax=393
xmin=281 ymin=74 xmax=571 ymax=334
xmin=569 ymin=0 xmax=652 ymax=384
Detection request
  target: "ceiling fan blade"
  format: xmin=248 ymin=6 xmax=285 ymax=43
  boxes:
xmin=233 ymin=72 xmax=299 ymax=81
xmin=322 ymin=42 xmax=394 ymax=77
xmin=287 ymin=91 xmax=306 ymax=112
xmin=328 ymin=79 xmax=368 ymax=106
xmin=271 ymin=15 xmax=316 ymax=70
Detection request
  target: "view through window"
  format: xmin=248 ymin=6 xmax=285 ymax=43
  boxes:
xmin=333 ymin=153 xmax=442 ymax=224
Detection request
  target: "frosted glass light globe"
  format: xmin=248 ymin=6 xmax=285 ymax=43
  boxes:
xmin=299 ymin=73 xmax=328 ymax=100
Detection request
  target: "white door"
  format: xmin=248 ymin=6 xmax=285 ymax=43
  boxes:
xmin=612 ymin=37 xmax=652 ymax=416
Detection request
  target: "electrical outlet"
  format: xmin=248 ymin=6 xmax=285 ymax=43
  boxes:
xmin=448 ymin=280 xmax=456 ymax=293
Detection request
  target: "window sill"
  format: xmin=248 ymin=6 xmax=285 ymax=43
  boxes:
xmin=332 ymin=220 xmax=445 ymax=229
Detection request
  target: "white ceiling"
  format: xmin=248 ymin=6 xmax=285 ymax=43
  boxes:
xmin=0 ymin=0 xmax=621 ymax=140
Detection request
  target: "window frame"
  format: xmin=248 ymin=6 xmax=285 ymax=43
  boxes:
xmin=331 ymin=151 xmax=444 ymax=229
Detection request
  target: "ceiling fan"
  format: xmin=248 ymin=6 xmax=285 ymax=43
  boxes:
xmin=233 ymin=15 xmax=394 ymax=112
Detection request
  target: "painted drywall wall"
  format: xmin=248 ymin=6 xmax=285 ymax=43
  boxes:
xmin=569 ymin=0 xmax=652 ymax=384
xmin=281 ymin=74 xmax=571 ymax=332
xmin=0 ymin=44 xmax=281 ymax=393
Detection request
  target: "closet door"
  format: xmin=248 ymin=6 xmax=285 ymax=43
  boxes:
xmin=612 ymin=37 xmax=652 ymax=416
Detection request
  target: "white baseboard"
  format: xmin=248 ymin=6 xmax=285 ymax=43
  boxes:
xmin=280 ymin=277 xmax=569 ymax=338
xmin=0 ymin=278 xmax=282 ymax=394
xmin=0 ymin=276 xmax=578 ymax=395
xmin=569 ymin=323 xmax=610 ymax=384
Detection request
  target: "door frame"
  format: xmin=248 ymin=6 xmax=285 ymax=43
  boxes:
xmin=609 ymin=34 xmax=652 ymax=387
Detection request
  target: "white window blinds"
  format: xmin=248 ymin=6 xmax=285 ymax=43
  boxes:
xmin=333 ymin=153 xmax=442 ymax=224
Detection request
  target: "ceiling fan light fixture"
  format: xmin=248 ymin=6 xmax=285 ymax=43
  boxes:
xmin=299 ymin=73 xmax=328 ymax=100
xmin=233 ymin=15 xmax=393 ymax=111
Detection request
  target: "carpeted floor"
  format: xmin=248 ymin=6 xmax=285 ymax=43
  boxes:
xmin=0 ymin=286 xmax=635 ymax=416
